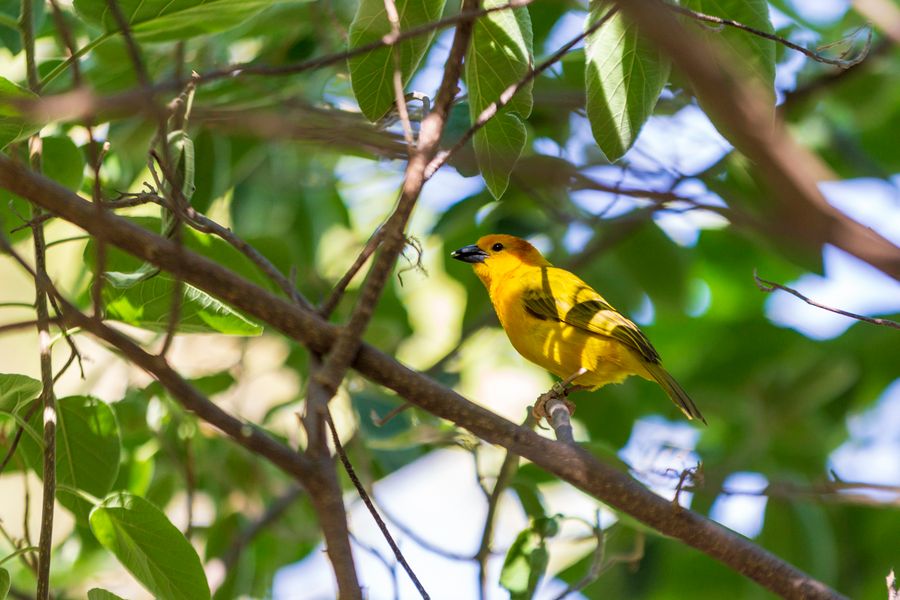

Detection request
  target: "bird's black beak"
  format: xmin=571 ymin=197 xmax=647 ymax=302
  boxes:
xmin=451 ymin=244 xmax=488 ymax=264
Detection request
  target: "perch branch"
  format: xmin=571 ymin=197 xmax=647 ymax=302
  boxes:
xmin=0 ymin=154 xmax=848 ymax=600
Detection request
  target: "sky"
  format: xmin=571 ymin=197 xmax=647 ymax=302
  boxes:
xmin=274 ymin=0 xmax=899 ymax=597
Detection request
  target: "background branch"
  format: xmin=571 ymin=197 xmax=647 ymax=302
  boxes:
xmin=754 ymin=270 xmax=900 ymax=329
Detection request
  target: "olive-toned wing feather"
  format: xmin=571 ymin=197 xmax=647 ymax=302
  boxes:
xmin=521 ymin=267 xmax=661 ymax=364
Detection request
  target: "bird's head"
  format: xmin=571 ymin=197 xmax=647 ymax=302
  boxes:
xmin=451 ymin=234 xmax=550 ymax=286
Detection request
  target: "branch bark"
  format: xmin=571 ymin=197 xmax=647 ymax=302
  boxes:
xmin=608 ymin=0 xmax=900 ymax=281
xmin=0 ymin=155 xmax=847 ymax=600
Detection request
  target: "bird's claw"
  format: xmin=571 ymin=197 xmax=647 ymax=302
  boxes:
xmin=532 ymin=387 xmax=576 ymax=425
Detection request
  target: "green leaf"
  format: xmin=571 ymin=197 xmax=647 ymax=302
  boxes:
xmin=681 ymin=0 xmax=775 ymax=104
xmin=85 ymin=217 xmax=265 ymax=335
xmin=90 ymin=493 xmax=210 ymax=600
xmin=500 ymin=516 xmax=558 ymax=600
xmin=72 ymin=0 xmax=300 ymax=42
xmin=21 ymin=396 xmax=121 ymax=522
xmin=42 ymin=136 xmax=86 ymax=191
xmin=0 ymin=373 xmax=41 ymax=413
xmin=473 ymin=113 xmax=527 ymax=199
xmin=348 ymin=0 xmax=447 ymax=121
xmin=584 ymin=3 xmax=671 ymax=160
xmin=87 ymin=589 xmax=127 ymax=600
xmin=0 ymin=76 xmax=39 ymax=149
xmin=103 ymin=277 xmax=264 ymax=335
xmin=0 ymin=567 xmax=9 ymax=600
xmin=465 ymin=0 xmax=533 ymax=199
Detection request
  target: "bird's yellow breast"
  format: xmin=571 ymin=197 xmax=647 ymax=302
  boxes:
xmin=489 ymin=269 xmax=649 ymax=389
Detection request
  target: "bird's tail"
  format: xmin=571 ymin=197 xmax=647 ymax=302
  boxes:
xmin=645 ymin=363 xmax=707 ymax=425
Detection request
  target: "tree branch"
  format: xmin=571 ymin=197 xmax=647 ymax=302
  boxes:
xmin=754 ymin=270 xmax=900 ymax=329
xmin=0 ymin=155 xmax=848 ymax=599
xmin=669 ymin=3 xmax=871 ymax=68
xmin=307 ymin=0 xmax=480 ymax=427
xmin=608 ymin=0 xmax=900 ymax=282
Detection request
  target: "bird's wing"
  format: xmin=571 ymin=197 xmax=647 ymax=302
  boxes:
xmin=520 ymin=267 xmax=661 ymax=364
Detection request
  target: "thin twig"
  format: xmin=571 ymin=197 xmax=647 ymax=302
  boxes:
xmin=324 ymin=411 xmax=430 ymax=599
xmin=669 ymin=3 xmax=872 ymax=68
xmin=48 ymin=0 xmax=107 ymax=321
xmin=754 ymin=270 xmax=900 ymax=329
xmin=19 ymin=5 xmax=57 ymax=592
xmin=383 ymin=0 xmax=416 ymax=149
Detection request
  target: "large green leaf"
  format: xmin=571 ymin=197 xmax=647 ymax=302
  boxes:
xmin=102 ymin=277 xmax=263 ymax=334
xmin=85 ymin=217 xmax=265 ymax=335
xmin=21 ymin=396 xmax=121 ymax=522
xmin=73 ymin=0 xmax=300 ymax=42
xmin=584 ymin=2 xmax=670 ymax=161
xmin=90 ymin=493 xmax=211 ymax=600
xmin=473 ymin=114 xmax=527 ymax=200
xmin=0 ymin=374 xmax=41 ymax=413
xmin=348 ymin=0 xmax=447 ymax=121
xmin=465 ymin=0 xmax=533 ymax=199
xmin=0 ymin=76 xmax=38 ymax=149
xmin=681 ymin=0 xmax=775 ymax=104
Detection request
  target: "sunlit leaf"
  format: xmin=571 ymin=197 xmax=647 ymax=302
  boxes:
xmin=584 ymin=2 xmax=670 ymax=160
xmin=348 ymin=0 xmax=447 ymax=121
xmin=21 ymin=396 xmax=121 ymax=522
xmin=465 ymin=0 xmax=533 ymax=198
xmin=90 ymin=493 xmax=210 ymax=600
xmin=0 ymin=373 xmax=41 ymax=413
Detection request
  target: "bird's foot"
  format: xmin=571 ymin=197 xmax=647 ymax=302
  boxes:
xmin=532 ymin=387 xmax=576 ymax=425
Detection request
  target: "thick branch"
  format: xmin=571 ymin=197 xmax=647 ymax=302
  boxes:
xmin=609 ymin=0 xmax=900 ymax=281
xmin=0 ymin=156 xmax=847 ymax=600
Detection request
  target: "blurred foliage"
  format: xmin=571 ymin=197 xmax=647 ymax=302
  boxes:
xmin=0 ymin=0 xmax=898 ymax=598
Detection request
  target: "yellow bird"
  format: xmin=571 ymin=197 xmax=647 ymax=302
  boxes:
xmin=451 ymin=234 xmax=705 ymax=424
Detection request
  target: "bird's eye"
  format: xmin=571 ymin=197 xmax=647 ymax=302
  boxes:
xmin=491 ymin=242 xmax=504 ymax=252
